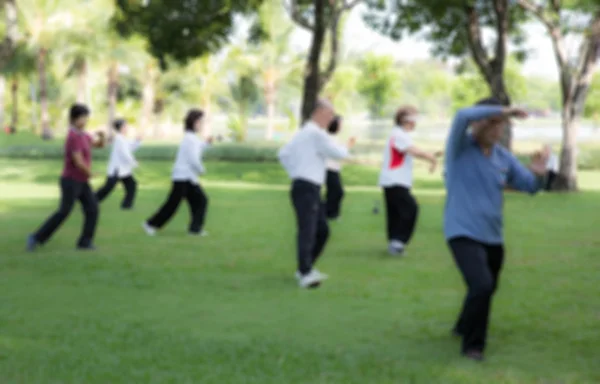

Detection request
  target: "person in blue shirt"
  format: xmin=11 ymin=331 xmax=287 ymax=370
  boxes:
xmin=444 ymin=97 xmax=549 ymax=361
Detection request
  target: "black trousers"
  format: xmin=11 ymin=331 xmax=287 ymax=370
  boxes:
xmin=545 ymin=171 xmax=557 ymax=191
xmin=383 ymin=186 xmax=419 ymax=244
xmin=291 ymin=179 xmax=330 ymax=275
xmin=325 ymin=170 xmax=344 ymax=219
xmin=146 ymin=181 xmax=208 ymax=233
xmin=449 ymin=237 xmax=504 ymax=353
xmin=33 ymin=177 xmax=99 ymax=247
xmin=95 ymin=174 xmax=137 ymax=209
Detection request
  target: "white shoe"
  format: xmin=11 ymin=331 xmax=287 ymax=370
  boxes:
xmin=298 ymin=270 xmax=323 ymax=289
xmin=143 ymin=222 xmax=157 ymax=236
xmin=296 ymin=269 xmax=328 ymax=281
xmin=388 ymin=240 xmax=405 ymax=256
xmin=190 ymin=230 xmax=208 ymax=237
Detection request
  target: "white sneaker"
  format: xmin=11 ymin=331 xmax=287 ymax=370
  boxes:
xmin=296 ymin=269 xmax=329 ymax=281
xmin=313 ymin=269 xmax=329 ymax=280
xmin=388 ymin=240 xmax=405 ymax=256
xmin=190 ymin=230 xmax=208 ymax=237
xmin=299 ymin=270 xmax=323 ymax=289
xmin=142 ymin=222 xmax=157 ymax=236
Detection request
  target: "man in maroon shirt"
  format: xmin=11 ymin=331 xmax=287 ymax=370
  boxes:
xmin=27 ymin=104 xmax=105 ymax=251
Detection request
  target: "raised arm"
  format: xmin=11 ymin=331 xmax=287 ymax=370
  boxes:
xmin=445 ymin=106 xmax=505 ymax=160
xmin=315 ymin=129 xmax=349 ymax=160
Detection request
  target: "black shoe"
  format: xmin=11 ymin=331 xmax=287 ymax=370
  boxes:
xmin=462 ymin=350 xmax=484 ymax=362
xmin=77 ymin=245 xmax=97 ymax=251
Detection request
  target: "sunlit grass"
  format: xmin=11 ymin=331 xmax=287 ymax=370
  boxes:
xmin=0 ymin=159 xmax=599 ymax=383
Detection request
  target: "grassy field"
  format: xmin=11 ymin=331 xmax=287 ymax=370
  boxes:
xmin=0 ymin=159 xmax=599 ymax=384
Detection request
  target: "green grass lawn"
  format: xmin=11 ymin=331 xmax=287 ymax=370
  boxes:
xmin=0 ymin=159 xmax=599 ymax=384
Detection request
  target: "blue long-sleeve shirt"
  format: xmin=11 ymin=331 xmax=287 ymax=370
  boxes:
xmin=444 ymin=106 xmax=543 ymax=245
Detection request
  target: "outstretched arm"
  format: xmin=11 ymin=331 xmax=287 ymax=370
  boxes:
xmin=507 ymin=152 xmax=546 ymax=194
xmin=315 ymin=130 xmax=349 ymax=160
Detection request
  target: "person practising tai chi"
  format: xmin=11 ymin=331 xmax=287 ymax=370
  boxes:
xmin=444 ymin=98 xmax=549 ymax=361
xmin=143 ymin=109 xmax=211 ymax=237
xmin=325 ymin=116 xmax=345 ymax=220
xmin=95 ymin=119 xmax=141 ymax=209
xmin=378 ymin=106 xmax=439 ymax=255
xmin=278 ymin=100 xmax=353 ymax=288
xmin=27 ymin=103 xmax=105 ymax=251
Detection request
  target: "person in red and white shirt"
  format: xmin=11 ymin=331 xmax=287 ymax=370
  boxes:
xmin=378 ymin=106 xmax=440 ymax=255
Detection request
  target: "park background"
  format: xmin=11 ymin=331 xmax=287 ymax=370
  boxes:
xmin=0 ymin=1 xmax=599 ymax=383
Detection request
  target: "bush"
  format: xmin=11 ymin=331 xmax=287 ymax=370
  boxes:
xmin=0 ymin=142 xmax=281 ymax=163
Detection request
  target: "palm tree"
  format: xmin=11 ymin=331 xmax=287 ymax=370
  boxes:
xmin=249 ymin=0 xmax=303 ymax=140
xmin=0 ymin=43 xmax=37 ymax=131
xmin=17 ymin=0 xmax=79 ymax=137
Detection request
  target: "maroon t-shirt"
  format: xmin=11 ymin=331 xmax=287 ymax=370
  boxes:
xmin=62 ymin=128 xmax=92 ymax=182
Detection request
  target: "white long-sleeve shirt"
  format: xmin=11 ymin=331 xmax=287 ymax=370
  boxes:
xmin=378 ymin=126 xmax=414 ymax=188
xmin=106 ymin=133 xmax=141 ymax=177
xmin=546 ymin=153 xmax=559 ymax=173
xmin=172 ymin=132 xmax=210 ymax=184
xmin=278 ymin=121 xmax=349 ymax=185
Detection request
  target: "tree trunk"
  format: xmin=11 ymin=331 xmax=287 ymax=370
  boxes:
xmin=141 ymin=64 xmax=155 ymax=137
xmin=38 ymin=47 xmax=51 ymax=139
xmin=300 ymin=0 xmax=326 ymax=123
xmin=107 ymin=62 xmax=119 ymax=134
xmin=0 ymin=0 xmax=17 ymax=70
xmin=10 ymin=77 xmax=18 ymax=130
xmin=77 ymin=59 xmax=87 ymax=104
xmin=265 ymin=79 xmax=276 ymax=140
xmin=554 ymin=107 xmax=578 ymax=191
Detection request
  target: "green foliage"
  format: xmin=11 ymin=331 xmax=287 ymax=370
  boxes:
xmin=0 ymin=142 xmax=281 ymax=162
xmin=357 ymin=54 xmax=400 ymax=119
xmin=113 ymin=0 xmax=264 ymax=68
xmin=323 ymin=64 xmax=361 ymax=116
xmin=364 ymin=0 xmax=529 ymax=61
xmin=584 ymin=73 xmax=600 ymax=120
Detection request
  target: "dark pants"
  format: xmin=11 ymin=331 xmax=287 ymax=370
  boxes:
xmin=545 ymin=171 xmax=557 ymax=191
xmin=291 ymin=179 xmax=330 ymax=275
xmin=449 ymin=237 xmax=504 ymax=353
xmin=95 ymin=174 xmax=137 ymax=209
xmin=33 ymin=177 xmax=99 ymax=247
xmin=383 ymin=186 xmax=419 ymax=244
xmin=146 ymin=181 xmax=208 ymax=233
xmin=325 ymin=170 xmax=344 ymax=219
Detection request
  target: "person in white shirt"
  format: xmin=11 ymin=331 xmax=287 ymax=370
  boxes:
xmin=95 ymin=119 xmax=141 ymax=210
xmin=544 ymin=144 xmax=559 ymax=191
xmin=379 ymin=106 xmax=440 ymax=255
xmin=143 ymin=109 xmax=211 ymax=236
xmin=278 ymin=100 xmax=353 ymax=289
xmin=325 ymin=116 xmax=345 ymax=220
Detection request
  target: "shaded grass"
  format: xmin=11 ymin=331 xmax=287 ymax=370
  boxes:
xmin=0 ymin=159 xmax=599 ymax=383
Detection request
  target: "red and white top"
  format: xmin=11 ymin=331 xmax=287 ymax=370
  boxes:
xmin=378 ymin=126 xmax=414 ymax=188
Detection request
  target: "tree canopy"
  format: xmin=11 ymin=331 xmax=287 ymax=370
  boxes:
xmin=113 ymin=0 xmax=264 ymax=68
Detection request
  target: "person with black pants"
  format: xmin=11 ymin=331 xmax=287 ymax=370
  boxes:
xmin=444 ymin=98 xmax=549 ymax=361
xmin=143 ymin=109 xmax=211 ymax=237
xmin=325 ymin=116 xmax=345 ymax=220
xmin=278 ymin=99 xmax=354 ymax=289
xmin=543 ymin=144 xmax=558 ymax=191
xmin=27 ymin=103 xmax=105 ymax=251
xmin=95 ymin=119 xmax=141 ymax=209
xmin=378 ymin=106 xmax=439 ymax=255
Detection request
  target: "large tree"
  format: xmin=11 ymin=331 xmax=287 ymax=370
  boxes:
xmin=285 ymin=0 xmax=362 ymax=122
xmin=113 ymin=0 xmax=264 ymax=69
xmin=364 ymin=0 xmax=527 ymax=149
xmin=516 ymin=0 xmax=600 ymax=191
